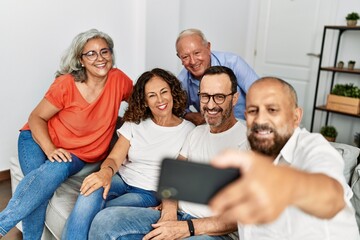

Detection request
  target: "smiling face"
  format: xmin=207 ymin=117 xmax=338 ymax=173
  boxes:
xmin=80 ymin=38 xmax=113 ymax=81
xmin=144 ymin=76 xmax=174 ymax=119
xmin=200 ymin=73 xmax=239 ymax=133
xmin=245 ymin=78 xmax=302 ymax=156
xmin=176 ymin=34 xmax=211 ymax=80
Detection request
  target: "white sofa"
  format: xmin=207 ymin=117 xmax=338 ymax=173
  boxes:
xmin=9 ymin=117 xmax=123 ymax=239
xmin=10 ymin=141 xmax=360 ymax=239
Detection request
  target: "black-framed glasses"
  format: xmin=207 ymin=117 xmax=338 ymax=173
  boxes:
xmin=197 ymin=92 xmax=235 ymax=104
xmin=81 ymin=48 xmax=112 ymax=61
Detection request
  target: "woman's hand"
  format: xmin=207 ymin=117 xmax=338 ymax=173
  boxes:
xmin=46 ymin=147 xmax=72 ymax=162
xmin=156 ymin=199 xmax=178 ymax=223
xmin=80 ymin=167 xmax=113 ymax=199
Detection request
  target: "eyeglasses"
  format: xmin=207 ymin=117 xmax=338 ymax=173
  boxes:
xmin=198 ymin=92 xmax=235 ymax=104
xmin=81 ymin=48 xmax=112 ymax=61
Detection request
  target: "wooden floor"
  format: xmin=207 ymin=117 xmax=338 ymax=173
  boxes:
xmin=0 ymin=179 xmax=23 ymax=240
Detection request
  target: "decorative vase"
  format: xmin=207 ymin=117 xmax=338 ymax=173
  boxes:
xmin=347 ymin=20 xmax=358 ymax=27
xmin=337 ymin=61 xmax=344 ymax=69
xmin=348 ymin=62 xmax=356 ymax=70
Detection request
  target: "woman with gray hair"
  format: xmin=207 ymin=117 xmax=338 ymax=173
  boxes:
xmin=0 ymin=29 xmax=133 ymax=239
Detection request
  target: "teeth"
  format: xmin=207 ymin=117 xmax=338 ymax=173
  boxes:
xmin=207 ymin=110 xmax=218 ymax=115
xmin=158 ymin=104 xmax=166 ymax=110
xmin=192 ymin=64 xmax=200 ymax=70
xmin=257 ymin=130 xmax=271 ymax=135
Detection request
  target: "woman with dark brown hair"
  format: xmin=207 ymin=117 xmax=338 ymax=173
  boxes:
xmin=62 ymin=68 xmax=195 ymax=240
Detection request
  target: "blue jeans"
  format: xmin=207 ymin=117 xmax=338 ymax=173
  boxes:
xmin=88 ymin=207 xmax=232 ymax=240
xmin=0 ymin=130 xmax=85 ymax=240
xmin=62 ymin=173 xmax=160 ymax=240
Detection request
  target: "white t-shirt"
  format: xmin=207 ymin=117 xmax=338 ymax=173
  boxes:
xmin=178 ymin=121 xmax=248 ymax=218
xmin=118 ymin=118 xmax=195 ymax=191
xmin=238 ymin=127 xmax=360 ymax=240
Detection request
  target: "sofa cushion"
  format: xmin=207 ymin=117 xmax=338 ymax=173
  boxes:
xmin=45 ymin=162 xmax=100 ymax=238
xmin=330 ymin=142 xmax=360 ymax=184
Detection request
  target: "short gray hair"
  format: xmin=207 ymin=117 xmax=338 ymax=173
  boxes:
xmin=56 ymin=29 xmax=115 ymax=82
xmin=176 ymin=28 xmax=208 ymax=48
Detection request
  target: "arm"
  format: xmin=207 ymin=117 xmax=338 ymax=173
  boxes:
xmin=143 ymin=210 xmax=237 ymax=240
xmin=28 ymin=98 xmax=72 ymax=162
xmin=158 ymin=199 xmax=178 ymax=222
xmin=191 ymin=212 xmax=237 ymax=236
xmin=210 ymin=150 xmax=345 ymax=224
xmin=80 ymin=134 xmax=130 ymax=198
xmin=183 ymin=112 xmax=206 ymax=126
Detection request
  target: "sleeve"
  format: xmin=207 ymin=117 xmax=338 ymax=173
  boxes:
xmin=117 ymin=121 xmax=132 ymax=141
xmin=296 ymin=135 xmax=350 ymax=197
xmin=121 ymin=73 xmax=133 ymax=102
xmin=230 ymin=55 xmax=258 ymax=93
xmin=44 ymin=77 xmax=69 ymax=110
xmin=177 ymin=69 xmax=192 ymax=113
xmin=179 ymin=128 xmax=193 ymax=158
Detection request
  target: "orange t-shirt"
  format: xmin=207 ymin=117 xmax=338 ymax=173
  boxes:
xmin=21 ymin=68 xmax=133 ymax=163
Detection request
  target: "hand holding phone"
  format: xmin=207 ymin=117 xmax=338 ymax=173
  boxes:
xmin=157 ymin=158 xmax=241 ymax=204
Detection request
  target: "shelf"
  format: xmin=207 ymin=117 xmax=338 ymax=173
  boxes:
xmin=315 ymin=105 xmax=360 ymax=118
xmin=324 ymin=25 xmax=360 ymax=30
xmin=320 ymin=67 xmax=360 ymax=74
xmin=310 ymin=25 xmax=360 ymax=131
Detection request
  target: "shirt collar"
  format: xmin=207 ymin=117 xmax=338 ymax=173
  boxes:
xmin=273 ymin=127 xmax=301 ymax=166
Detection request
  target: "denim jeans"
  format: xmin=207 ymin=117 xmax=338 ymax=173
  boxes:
xmin=0 ymin=130 xmax=85 ymax=240
xmin=88 ymin=207 xmax=232 ymax=240
xmin=62 ymin=173 xmax=160 ymax=240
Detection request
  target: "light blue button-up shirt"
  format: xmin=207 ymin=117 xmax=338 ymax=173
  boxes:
xmin=177 ymin=51 xmax=259 ymax=120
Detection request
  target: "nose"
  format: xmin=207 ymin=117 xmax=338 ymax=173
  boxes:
xmin=189 ymin=54 xmax=196 ymax=65
xmin=156 ymin=94 xmax=163 ymax=103
xmin=253 ymin=109 xmax=268 ymax=124
xmin=206 ymin=96 xmax=217 ymax=108
xmin=97 ymin=53 xmax=105 ymax=61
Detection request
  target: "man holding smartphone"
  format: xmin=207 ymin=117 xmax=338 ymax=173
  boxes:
xmin=210 ymin=77 xmax=359 ymax=240
xmin=89 ymin=66 xmax=248 ymax=239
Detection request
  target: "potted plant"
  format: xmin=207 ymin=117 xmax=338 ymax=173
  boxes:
xmin=337 ymin=61 xmax=344 ymax=69
xmin=327 ymin=83 xmax=360 ymax=114
xmin=331 ymin=83 xmax=360 ymax=98
xmin=320 ymin=125 xmax=338 ymax=142
xmin=348 ymin=60 xmax=356 ymax=70
xmin=346 ymin=12 xmax=360 ymax=26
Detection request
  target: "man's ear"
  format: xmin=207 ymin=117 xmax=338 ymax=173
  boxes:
xmin=207 ymin=42 xmax=211 ymax=50
xmin=294 ymin=107 xmax=303 ymax=127
xmin=232 ymin=92 xmax=240 ymax=106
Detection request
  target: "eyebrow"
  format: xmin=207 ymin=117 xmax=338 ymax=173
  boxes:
xmin=146 ymin=87 xmax=168 ymax=95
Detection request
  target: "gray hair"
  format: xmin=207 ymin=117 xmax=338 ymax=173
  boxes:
xmin=55 ymin=29 xmax=115 ymax=82
xmin=176 ymin=28 xmax=208 ymax=47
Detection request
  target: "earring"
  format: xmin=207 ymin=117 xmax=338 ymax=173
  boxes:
xmin=81 ymin=64 xmax=84 ymax=67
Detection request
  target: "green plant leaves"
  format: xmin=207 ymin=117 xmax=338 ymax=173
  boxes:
xmin=331 ymin=84 xmax=360 ymax=98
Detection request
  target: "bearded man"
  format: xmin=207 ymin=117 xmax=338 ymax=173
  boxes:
xmin=209 ymin=77 xmax=360 ymax=240
xmin=89 ymin=66 xmax=248 ymax=240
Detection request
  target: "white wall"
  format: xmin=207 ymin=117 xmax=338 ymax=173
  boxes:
xmin=0 ymin=0 xmax=146 ymax=171
xmin=0 ymin=0 xmax=252 ymax=171
xmin=0 ymin=0 xmax=359 ymax=171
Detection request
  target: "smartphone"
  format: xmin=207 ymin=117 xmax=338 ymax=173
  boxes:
xmin=157 ymin=158 xmax=240 ymax=204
